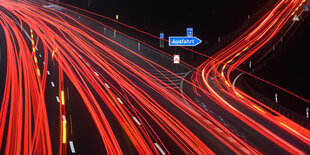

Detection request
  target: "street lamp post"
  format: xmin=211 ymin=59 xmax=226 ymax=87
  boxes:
xmin=114 ymin=14 xmax=119 ymax=39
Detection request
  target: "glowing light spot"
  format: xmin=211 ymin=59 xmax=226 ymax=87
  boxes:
xmin=252 ymin=104 xmax=266 ymax=114
xmin=62 ymin=120 xmax=67 ymax=143
xmin=235 ymin=91 xmax=245 ymax=99
xmin=242 ymin=46 xmax=249 ymax=51
xmin=36 ymin=68 xmax=41 ymax=76
xmin=61 ymin=90 xmax=65 ymax=105
xmin=34 ymin=56 xmax=37 ymax=63
xmin=52 ymin=47 xmax=57 ymax=58
xmin=279 ymin=122 xmax=298 ymax=134
xmin=235 ymin=52 xmax=242 ymax=57
xmin=225 ymin=80 xmax=230 ymax=87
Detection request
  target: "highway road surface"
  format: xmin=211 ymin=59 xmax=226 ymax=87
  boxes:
xmin=0 ymin=0 xmax=309 ymax=154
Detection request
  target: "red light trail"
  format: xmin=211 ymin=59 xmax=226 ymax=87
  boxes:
xmin=0 ymin=0 xmax=309 ymax=154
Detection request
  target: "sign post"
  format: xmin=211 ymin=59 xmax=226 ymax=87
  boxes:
xmin=187 ymin=28 xmax=193 ymax=37
xmin=160 ymin=32 xmax=164 ymax=48
xmin=169 ymin=28 xmax=201 ymax=46
xmin=187 ymin=28 xmax=194 ymax=59
xmin=116 ymin=14 xmax=119 ymax=20
xmin=169 ymin=28 xmax=202 ymax=63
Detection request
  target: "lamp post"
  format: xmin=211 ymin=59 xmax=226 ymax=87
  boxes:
xmin=114 ymin=14 xmax=119 ymax=39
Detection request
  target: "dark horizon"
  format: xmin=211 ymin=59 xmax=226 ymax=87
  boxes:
xmin=62 ymin=0 xmax=263 ymax=42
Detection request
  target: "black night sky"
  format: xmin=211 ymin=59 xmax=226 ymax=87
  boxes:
xmin=61 ymin=0 xmax=263 ymax=42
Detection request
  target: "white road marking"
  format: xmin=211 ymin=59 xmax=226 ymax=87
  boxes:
xmin=47 ymin=71 xmax=50 ymax=75
xmin=94 ymin=72 xmax=99 ymax=76
xmin=232 ymin=72 xmax=244 ymax=98
xmin=51 ymin=82 xmax=55 ymax=87
xmin=117 ymin=97 xmax=123 ymax=104
xmin=69 ymin=141 xmax=76 ymax=153
xmin=132 ymin=117 xmax=141 ymax=126
xmin=39 ymin=54 xmax=42 ymax=57
xmin=56 ymin=96 xmax=60 ymax=103
xmin=43 ymin=61 xmax=45 ymax=65
xmin=154 ymin=143 xmax=166 ymax=155
xmin=62 ymin=115 xmax=67 ymax=123
xmin=104 ymin=83 xmax=110 ymax=89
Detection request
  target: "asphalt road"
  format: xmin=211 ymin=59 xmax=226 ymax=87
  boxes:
xmin=0 ymin=0 xmax=309 ymax=154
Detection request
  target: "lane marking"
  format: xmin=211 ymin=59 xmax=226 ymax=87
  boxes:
xmin=94 ymin=72 xmax=99 ymax=76
xmin=62 ymin=115 xmax=67 ymax=123
xmin=39 ymin=54 xmax=42 ymax=57
xmin=47 ymin=70 xmax=50 ymax=75
xmin=104 ymin=83 xmax=110 ymax=89
xmin=69 ymin=141 xmax=76 ymax=153
xmin=117 ymin=97 xmax=123 ymax=104
xmin=154 ymin=143 xmax=166 ymax=155
xmin=232 ymin=73 xmax=244 ymax=99
xmin=51 ymin=82 xmax=55 ymax=87
xmin=132 ymin=117 xmax=141 ymax=126
xmin=159 ymin=79 xmax=181 ymax=82
xmin=56 ymin=96 xmax=60 ymax=103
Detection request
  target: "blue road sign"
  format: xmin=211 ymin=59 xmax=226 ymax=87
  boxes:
xmin=187 ymin=28 xmax=193 ymax=37
xmin=169 ymin=36 xmax=202 ymax=46
xmin=160 ymin=33 xmax=164 ymax=39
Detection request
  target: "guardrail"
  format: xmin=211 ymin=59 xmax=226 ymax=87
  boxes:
xmin=237 ymin=76 xmax=310 ymax=130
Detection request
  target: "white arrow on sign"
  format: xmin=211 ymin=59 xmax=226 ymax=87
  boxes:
xmin=174 ymin=55 xmax=180 ymax=64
